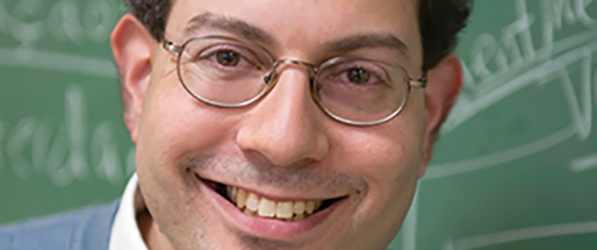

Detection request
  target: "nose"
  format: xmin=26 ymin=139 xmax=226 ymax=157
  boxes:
xmin=236 ymin=65 xmax=330 ymax=167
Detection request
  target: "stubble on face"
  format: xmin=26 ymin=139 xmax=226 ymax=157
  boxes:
xmin=146 ymin=152 xmax=368 ymax=250
xmin=179 ymin=152 xmax=368 ymax=194
xmin=131 ymin=0 xmax=426 ymax=248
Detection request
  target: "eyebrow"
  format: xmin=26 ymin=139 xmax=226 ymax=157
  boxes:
xmin=320 ymin=34 xmax=409 ymax=58
xmin=184 ymin=12 xmax=278 ymax=48
xmin=183 ymin=12 xmax=409 ymax=58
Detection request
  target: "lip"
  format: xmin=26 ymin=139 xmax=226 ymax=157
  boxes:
xmin=195 ymin=174 xmax=347 ymax=240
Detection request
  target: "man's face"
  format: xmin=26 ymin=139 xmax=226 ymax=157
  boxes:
xmin=132 ymin=0 xmax=427 ymax=249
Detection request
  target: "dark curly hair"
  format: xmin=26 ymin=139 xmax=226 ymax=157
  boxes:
xmin=123 ymin=0 xmax=472 ymax=71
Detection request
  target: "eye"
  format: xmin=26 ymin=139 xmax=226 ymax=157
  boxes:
xmin=199 ymin=47 xmax=252 ymax=68
xmin=319 ymin=59 xmax=389 ymax=87
xmin=192 ymin=44 xmax=261 ymax=76
xmin=347 ymin=67 xmax=371 ymax=85
xmin=215 ymin=50 xmax=241 ymax=67
xmin=335 ymin=65 xmax=385 ymax=86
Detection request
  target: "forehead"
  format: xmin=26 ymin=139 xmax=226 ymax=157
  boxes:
xmin=167 ymin=0 xmax=421 ymax=61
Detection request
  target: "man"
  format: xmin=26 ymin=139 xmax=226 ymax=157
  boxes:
xmin=0 ymin=0 xmax=471 ymax=249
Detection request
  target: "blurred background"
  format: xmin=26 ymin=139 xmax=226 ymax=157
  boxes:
xmin=0 ymin=0 xmax=596 ymax=249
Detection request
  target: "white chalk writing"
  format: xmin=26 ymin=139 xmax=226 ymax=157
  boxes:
xmin=1 ymin=84 xmax=134 ymax=186
xmin=404 ymin=1 xmax=597 ymax=249
xmin=442 ymin=221 xmax=597 ymax=250
xmin=0 ymin=0 xmax=125 ymax=48
xmin=427 ymin=0 xmax=597 ymax=179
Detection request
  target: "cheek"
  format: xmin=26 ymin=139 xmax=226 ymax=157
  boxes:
xmin=337 ymin=112 xmax=423 ymax=187
xmin=135 ymin=73 xmax=241 ymax=176
xmin=329 ymin=97 xmax=424 ymax=218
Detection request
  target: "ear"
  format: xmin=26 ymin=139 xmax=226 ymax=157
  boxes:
xmin=111 ymin=13 xmax=156 ymax=143
xmin=419 ymin=54 xmax=463 ymax=178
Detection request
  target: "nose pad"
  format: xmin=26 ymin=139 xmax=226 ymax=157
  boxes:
xmin=264 ymin=72 xmax=276 ymax=85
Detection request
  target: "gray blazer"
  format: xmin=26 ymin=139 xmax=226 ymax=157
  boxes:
xmin=0 ymin=200 xmax=120 ymax=250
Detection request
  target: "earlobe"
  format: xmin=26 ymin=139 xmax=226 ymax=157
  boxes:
xmin=111 ymin=13 xmax=156 ymax=143
xmin=418 ymin=54 xmax=464 ymax=178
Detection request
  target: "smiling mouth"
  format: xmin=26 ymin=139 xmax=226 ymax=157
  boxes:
xmin=197 ymin=174 xmax=344 ymax=222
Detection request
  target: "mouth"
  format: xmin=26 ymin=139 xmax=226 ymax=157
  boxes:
xmin=197 ymin=173 xmax=345 ymax=223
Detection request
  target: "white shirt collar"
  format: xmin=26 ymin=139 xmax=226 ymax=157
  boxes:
xmin=109 ymin=174 xmax=149 ymax=250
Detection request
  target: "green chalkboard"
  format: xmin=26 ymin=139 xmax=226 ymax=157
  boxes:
xmin=1 ymin=0 xmax=596 ymax=250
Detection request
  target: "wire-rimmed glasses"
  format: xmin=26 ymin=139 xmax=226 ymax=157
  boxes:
xmin=162 ymin=35 xmax=427 ymax=126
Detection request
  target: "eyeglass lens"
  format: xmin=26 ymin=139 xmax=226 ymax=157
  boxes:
xmin=177 ymin=37 xmax=410 ymax=124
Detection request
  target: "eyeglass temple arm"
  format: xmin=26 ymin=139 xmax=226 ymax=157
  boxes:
xmin=408 ymin=72 xmax=428 ymax=88
xmin=162 ymin=39 xmax=183 ymax=54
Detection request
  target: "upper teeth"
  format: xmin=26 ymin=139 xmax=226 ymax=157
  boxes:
xmin=226 ymin=186 xmax=323 ymax=221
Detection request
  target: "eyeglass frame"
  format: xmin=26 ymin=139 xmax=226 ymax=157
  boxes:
xmin=161 ymin=35 xmax=428 ymax=126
